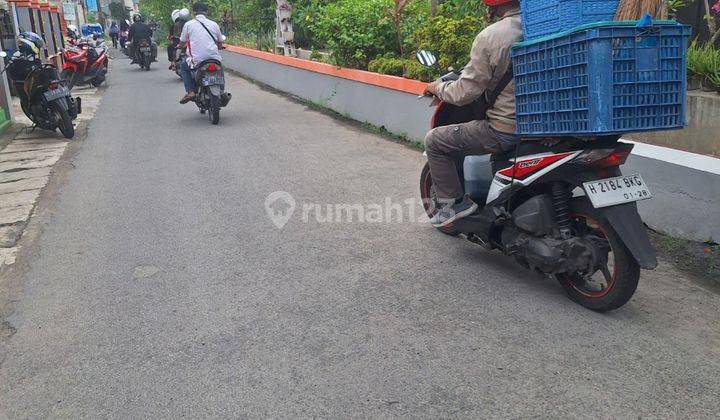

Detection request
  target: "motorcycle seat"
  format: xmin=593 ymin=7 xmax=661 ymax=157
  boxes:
xmin=492 ymin=136 xmax=622 ymax=162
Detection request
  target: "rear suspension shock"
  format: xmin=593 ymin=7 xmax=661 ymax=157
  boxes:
xmin=552 ymin=182 xmax=572 ymax=239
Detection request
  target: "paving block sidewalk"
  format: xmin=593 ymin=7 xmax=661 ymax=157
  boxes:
xmin=0 ymin=85 xmax=105 ymax=270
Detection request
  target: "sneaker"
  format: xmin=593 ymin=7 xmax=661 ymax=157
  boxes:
xmin=429 ymin=195 xmax=478 ymax=227
xmin=179 ymin=92 xmax=196 ymax=104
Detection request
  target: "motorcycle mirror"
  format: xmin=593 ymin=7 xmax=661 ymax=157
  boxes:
xmin=0 ymin=51 xmax=6 ymax=58
xmin=416 ymin=50 xmax=437 ymax=67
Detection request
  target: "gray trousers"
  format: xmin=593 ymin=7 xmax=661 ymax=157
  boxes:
xmin=424 ymin=119 xmax=511 ymax=202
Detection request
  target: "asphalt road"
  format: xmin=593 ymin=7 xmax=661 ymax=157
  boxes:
xmin=1 ymin=54 xmax=719 ymax=418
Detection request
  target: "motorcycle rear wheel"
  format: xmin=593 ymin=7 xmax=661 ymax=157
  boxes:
xmin=419 ymin=162 xmax=460 ymax=236
xmin=209 ymin=95 xmax=220 ymax=125
xmin=61 ymin=69 xmax=78 ymax=90
xmin=556 ymin=198 xmax=640 ymax=312
xmin=51 ymin=102 xmax=75 ymax=139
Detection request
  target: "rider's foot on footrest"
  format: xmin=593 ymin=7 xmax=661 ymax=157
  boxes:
xmin=180 ymin=93 xmax=196 ymax=104
xmin=429 ymin=195 xmax=478 ymax=228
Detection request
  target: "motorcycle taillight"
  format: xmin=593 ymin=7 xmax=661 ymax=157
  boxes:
xmin=593 ymin=148 xmax=632 ymax=168
xmin=571 ymin=144 xmax=633 ymax=168
xmin=206 ymin=63 xmax=217 ymax=72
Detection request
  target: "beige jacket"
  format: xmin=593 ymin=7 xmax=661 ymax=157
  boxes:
xmin=436 ymin=9 xmax=522 ymax=134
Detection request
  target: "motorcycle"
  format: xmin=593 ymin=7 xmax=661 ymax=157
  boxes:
xmin=134 ymin=39 xmax=153 ymax=70
xmin=416 ymin=51 xmax=656 ymax=312
xmin=120 ymin=30 xmax=129 ymax=56
xmin=1 ymin=50 xmax=81 ymax=139
xmin=60 ymin=36 xmax=109 ymax=89
xmin=192 ymin=60 xmax=231 ymax=125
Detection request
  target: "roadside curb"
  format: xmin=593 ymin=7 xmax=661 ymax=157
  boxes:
xmin=0 ymin=85 xmax=105 ymax=272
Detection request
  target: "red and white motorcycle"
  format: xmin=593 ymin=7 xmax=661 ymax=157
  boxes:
xmin=418 ymin=51 xmax=656 ymax=312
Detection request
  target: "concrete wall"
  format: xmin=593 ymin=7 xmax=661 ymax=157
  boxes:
xmin=221 ymin=49 xmax=720 ymax=242
xmin=627 ymin=92 xmax=720 ymax=157
xmin=221 ymin=51 xmax=433 ymax=143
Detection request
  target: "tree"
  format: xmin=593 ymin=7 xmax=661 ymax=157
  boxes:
xmin=109 ymin=1 xmax=130 ymax=22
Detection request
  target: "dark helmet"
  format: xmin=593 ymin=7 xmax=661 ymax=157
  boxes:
xmin=192 ymin=2 xmax=207 ymax=13
xmin=133 ymin=13 xmax=143 ymax=22
xmin=18 ymin=31 xmax=44 ymax=55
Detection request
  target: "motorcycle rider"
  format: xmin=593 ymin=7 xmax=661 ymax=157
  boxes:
xmin=128 ymin=13 xmax=156 ymax=64
xmin=119 ymin=19 xmax=130 ymax=50
xmin=167 ymin=9 xmax=180 ymax=62
xmin=168 ymin=8 xmax=190 ymax=69
xmin=109 ymin=21 xmax=119 ymax=48
xmin=422 ymin=0 xmax=522 ymax=227
xmin=66 ymin=24 xmax=80 ymax=45
xmin=177 ymin=2 xmax=224 ymax=104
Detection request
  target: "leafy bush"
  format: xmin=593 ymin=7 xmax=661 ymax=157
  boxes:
xmin=687 ymin=40 xmax=720 ymax=89
xmin=310 ymin=0 xmax=399 ymax=69
xmin=227 ymin=30 xmax=276 ymax=51
xmin=411 ymin=15 xmax=486 ymax=72
xmin=368 ymin=56 xmax=405 ymax=76
xmin=404 ymin=60 xmax=435 ymax=82
xmin=367 ymin=56 xmax=435 ymax=82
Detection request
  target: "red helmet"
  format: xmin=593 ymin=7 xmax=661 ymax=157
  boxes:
xmin=483 ymin=0 xmax=515 ymax=6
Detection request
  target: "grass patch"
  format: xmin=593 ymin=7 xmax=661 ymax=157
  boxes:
xmin=649 ymin=230 xmax=720 ymax=291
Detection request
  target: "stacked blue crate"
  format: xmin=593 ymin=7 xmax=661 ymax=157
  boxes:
xmin=520 ymin=0 xmax=618 ymax=40
xmin=511 ymin=21 xmax=691 ymax=137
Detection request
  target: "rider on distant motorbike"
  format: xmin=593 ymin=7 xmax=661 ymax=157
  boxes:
xmin=168 ymin=8 xmax=190 ymax=69
xmin=66 ymin=24 xmax=80 ymax=45
xmin=128 ymin=13 xmax=157 ymax=64
xmin=422 ymin=0 xmax=522 ymax=228
xmin=177 ymin=3 xmax=224 ymax=104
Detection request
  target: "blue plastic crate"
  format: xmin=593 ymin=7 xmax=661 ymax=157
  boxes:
xmin=511 ymin=21 xmax=691 ymax=137
xmin=520 ymin=0 xmax=618 ymax=40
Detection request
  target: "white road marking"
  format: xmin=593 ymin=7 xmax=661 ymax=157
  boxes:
xmin=621 ymin=138 xmax=720 ymax=176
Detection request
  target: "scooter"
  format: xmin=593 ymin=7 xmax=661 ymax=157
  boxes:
xmin=416 ymin=50 xmax=656 ymax=312
xmin=1 ymin=50 xmax=81 ymax=138
xmin=192 ymin=60 xmax=231 ymax=125
xmin=60 ymin=36 xmax=109 ymax=89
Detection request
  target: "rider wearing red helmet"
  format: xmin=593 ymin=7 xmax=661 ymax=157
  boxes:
xmin=423 ymin=0 xmax=522 ymax=227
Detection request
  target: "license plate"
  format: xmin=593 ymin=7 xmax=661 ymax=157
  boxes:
xmin=43 ymin=86 xmax=69 ymax=102
xmin=202 ymin=76 xmax=224 ymax=86
xmin=583 ymin=174 xmax=652 ymax=208
xmin=140 ymin=47 xmax=151 ymax=52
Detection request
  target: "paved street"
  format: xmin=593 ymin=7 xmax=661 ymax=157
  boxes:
xmin=1 ymin=55 xmax=719 ymax=418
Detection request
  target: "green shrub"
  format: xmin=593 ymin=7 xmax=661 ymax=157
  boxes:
xmin=368 ymin=56 xmax=405 ymax=76
xmin=411 ymin=15 xmax=486 ymax=72
xmin=310 ymin=0 xmax=398 ymax=69
xmin=687 ymin=40 xmax=720 ymax=88
xmin=309 ymin=48 xmax=323 ymax=61
xmin=404 ymin=60 xmax=435 ymax=82
xmin=367 ymin=56 xmax=435 ymax=82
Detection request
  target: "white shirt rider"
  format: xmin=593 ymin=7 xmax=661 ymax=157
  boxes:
xmin=179 ymin=13 xmax=222 ymax=68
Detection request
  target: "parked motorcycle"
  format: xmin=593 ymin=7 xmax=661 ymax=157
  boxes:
xmin=1 ymin=51 xmax=81 ymax=139
xmin=416 ymin=51 xmax=656 ymax=312
xmin=192 ymin=60 xmax=231 ymax=125
xmin=60 ymin=36 xmax=109 ymax=89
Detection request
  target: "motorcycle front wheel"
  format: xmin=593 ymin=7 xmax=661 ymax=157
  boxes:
xmin=556 ymin=198 xmax=640 ymax=312
xmin=51 ymin=102 xmax=75 ymax=139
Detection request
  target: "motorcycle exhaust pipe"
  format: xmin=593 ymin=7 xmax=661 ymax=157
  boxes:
xmin=220 ymin=92 xmax=231 ymax=107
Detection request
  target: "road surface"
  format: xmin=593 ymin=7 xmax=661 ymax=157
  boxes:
xmin=1 ymin=55 xmax=719 ymax=418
